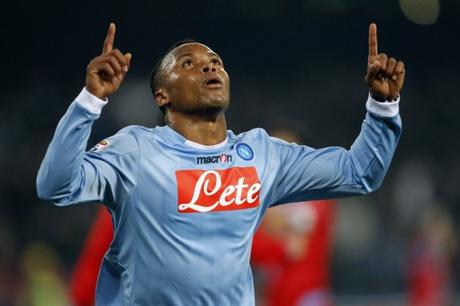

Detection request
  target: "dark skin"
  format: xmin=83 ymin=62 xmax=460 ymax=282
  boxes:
xmin=86 ymin=23 xmax=405 ymax=145
xmin=154 ymin=43 xmax=230 ymax=145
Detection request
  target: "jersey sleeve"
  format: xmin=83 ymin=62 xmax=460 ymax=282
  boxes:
xmin=36 ymin=88 xmax=140 ymax=208
xmin=265 ymin=95 xmax=402 ymax=206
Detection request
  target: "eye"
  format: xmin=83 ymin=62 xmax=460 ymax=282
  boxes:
xmin=182 ymin=58 xmax=194 ymax=68
xmin=211 ymin=58 xmax=222 ymax=66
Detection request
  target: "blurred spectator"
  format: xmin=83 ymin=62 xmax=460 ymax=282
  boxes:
xmin=407 ymin=206 xmax=457 ymax=306
xmin=17 ymin=241 xmax=70 ymax=306
xmin=251 ymin=129 xmax=336 ymax=306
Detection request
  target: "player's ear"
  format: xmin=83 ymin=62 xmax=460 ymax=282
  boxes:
xmin=155 ymin=88 xmax=170 ymax=108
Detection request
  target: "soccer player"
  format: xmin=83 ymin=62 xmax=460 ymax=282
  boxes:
xmin=37 ymin=23 xmax=405 ymax=305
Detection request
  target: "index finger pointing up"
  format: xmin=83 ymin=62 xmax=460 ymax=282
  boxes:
xmin=102 ymin=23 xmax=116 ymax=54
xmin=368 ymin=23 xmax=378 ymax=58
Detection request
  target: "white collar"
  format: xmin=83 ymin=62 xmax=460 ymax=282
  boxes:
xmin=184 ymin=137 xmax=228 ymax=150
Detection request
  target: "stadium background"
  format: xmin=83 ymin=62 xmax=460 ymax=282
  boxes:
xmin=1 ymin=0 xmax=459 ymax=305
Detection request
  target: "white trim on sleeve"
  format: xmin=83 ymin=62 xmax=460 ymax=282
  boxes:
xmin=366 ymin=93 xmax=400 ymax=117
xmin=75 ymin=87 xmax=108 ymax=115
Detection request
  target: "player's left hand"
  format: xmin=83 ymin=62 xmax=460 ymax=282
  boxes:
xmin=365 ymin=23 xmax=405 ymax=101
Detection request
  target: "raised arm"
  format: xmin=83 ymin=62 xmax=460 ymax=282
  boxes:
xmin=267 ymin=24 xmax=404 ymax=206
xmin=36 ymin=24 xmax=137 ymax=207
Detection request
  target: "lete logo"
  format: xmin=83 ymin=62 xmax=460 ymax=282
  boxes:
xmin=176 ymin=167 xmax=261 ymax=213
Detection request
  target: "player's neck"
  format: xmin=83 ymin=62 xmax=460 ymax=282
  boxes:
xmin=166 ymin=112 xmax=227 ymax=146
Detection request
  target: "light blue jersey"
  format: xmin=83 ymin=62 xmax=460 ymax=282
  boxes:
xmin=37 ymin=88 xmax=401 ymax=306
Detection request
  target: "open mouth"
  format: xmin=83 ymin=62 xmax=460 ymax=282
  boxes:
xmin=203 ymin=77 xmax=223 ymax=88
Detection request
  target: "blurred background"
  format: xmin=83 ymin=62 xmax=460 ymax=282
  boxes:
xmin=1 ymin=0 xmax=459 ymax=305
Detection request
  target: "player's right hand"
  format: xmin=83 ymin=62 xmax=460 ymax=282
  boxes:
xmin=86 ymin=23 xmax=132 ymax=100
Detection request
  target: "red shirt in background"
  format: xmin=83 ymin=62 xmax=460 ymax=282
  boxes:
xmin=251 ymin=200 xmax=335 ymax=306
xmin=69 ymin=207 xmax=113 ymax=306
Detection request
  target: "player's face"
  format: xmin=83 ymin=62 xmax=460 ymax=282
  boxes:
xmin=158 ymin=43 xmax=230 ymax=114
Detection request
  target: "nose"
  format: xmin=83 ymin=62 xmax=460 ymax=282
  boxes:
xmin=202 ymin=62 xmax=217 ymax=73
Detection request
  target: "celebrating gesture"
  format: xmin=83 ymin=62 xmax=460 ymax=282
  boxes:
xmin=86 ymin=23 xmax=132 ymax=100
xmin=38 ymin=22 xmax=404 ymax=306
xmin=365 ymin=23 xmax=405 ymax=101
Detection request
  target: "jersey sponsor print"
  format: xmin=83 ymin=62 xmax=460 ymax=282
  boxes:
xmin=176 ymin=166 xmax=261 ymax=213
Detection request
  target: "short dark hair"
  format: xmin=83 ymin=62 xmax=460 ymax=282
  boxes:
xmin=150 ymin=39 xmax=196 ymax=115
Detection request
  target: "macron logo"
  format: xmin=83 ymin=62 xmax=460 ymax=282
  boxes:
xmin=196 ymin=154 xmax=232 ymax=165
